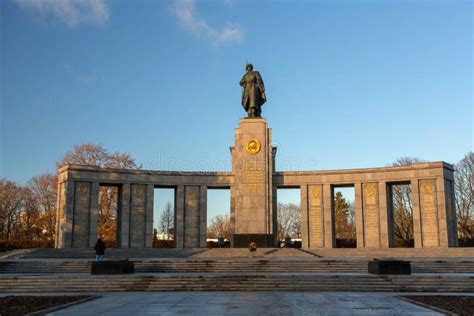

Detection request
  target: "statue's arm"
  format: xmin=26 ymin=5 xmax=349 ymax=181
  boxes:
xmin=239 ymin=75 xmax=245 ymax=87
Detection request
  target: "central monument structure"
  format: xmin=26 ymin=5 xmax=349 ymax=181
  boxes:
xmin=232 ymin=63 xmax=275 ymax=246
xmin=55 ymin=64 xmax=458 ymax=249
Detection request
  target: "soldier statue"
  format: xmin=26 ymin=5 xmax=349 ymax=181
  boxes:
xmin=239 ymin=63 xmax=266 ymax=118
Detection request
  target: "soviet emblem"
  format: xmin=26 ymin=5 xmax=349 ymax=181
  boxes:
xmin=423 ymin=182 xmax=433 ymax=194
xmin=79 ymin=184 xmax=88 ymax=196
xmin=365 ymin=184 xmax=376 ymax=197
xmin=311 ymin=186 xmax=320 ymax=198
xmin=245 ymin=139 xmax=261 ymax=155
xmin=134 ymin=185 xmax=144 ymax=198
xmin=188 ymin=189 xmax=198 ymax=207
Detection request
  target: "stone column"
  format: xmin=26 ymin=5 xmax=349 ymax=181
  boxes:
xmin=362 ymin=183 xmax=381 ymax=248
xmin=436 ymin=178 xmax=449 ymax=247
xmin=308 ymin=185 xmax=325 ymax=248
xmin=300 ymin=185 xmax=310 ymax=249
xmin=378 ymin=182 xmax=389 ymax=248
xmin=175 ymin=185 xmax=185 ymax=248
xmin=184 ymin=186 xmax=200 ymax=247
xmin=88 ymin=182 xmax=100 ymax=247
xmin=199 ymin=186 xmax=207 ymax=248
xmin=55 ymin=181 xmax=62 ymax=248
xmin=230 ymin=186 xmax=235 ymax=247
xmin=354 ymin=183 xmax=364 ymax=248
xmin=72 ymin=181 xmax=92 ymax=248
xmin=232 ymin=118 xmax=275 ymax=247
xmin=419 ymin=179 xmax=440 ymax=247
xmin=322 ymin=184 xmax=333 ymax=248
xmin=119 ymin=183 xmax=131 ymax=248
xmin=272 ymin=186 xmax=278 ymax=245
xmin=411 ymin=179 xmax=423 ymax=248
xmin=145 ymin=184 xmax=154 ymax=248
xmin=64 ymin=180 xmax=76 ymax=248
xmin=56 ymin=180 xmax=74 ymax=248
xmin=443 ymin=179 xmax=458 ymax=246
xmin=130 ymin=184 xmax=147 ymax=247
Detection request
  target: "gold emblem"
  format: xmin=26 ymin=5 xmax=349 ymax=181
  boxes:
xmin=310 ymin=187 xmax=321 ymax=207
xmin=423 ymin=182 xmax=433 ymax=194
xmin=365 ymin=184 xmax=376 ymax=197
xmin=134 ymin=185 xmax=144 ymax=197
xmin=365 ymin=184 xmax=377 ymax=205
xmin=245 ymin=139 xmax=261 ymax=155
xmin=311 ymin=186 xmax=320 ymax=198
xmin=79 ymin=184 xmax=88 ymax=196
xmin=188 ymin=189 xmax=198 ymax=207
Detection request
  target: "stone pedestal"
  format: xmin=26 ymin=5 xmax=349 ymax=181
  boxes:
xmin=368 ymin=259 xmax=411 ymax=275
xmin=230 ymin=118 xmax=276 ymax=247
xmin=91 ymin=260 xmax=134 ymax=275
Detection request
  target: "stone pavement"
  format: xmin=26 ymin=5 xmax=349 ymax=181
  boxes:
xmin=40 ymin=292 xmax=448 ymax=315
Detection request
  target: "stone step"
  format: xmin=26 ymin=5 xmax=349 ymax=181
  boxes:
xmin=0 ymin=273 xmax=472 ymax=292
xmin=7 ymin=247 xmax=474 ymax=260
xmin=2 ymin=259 xmax=473 ymax=274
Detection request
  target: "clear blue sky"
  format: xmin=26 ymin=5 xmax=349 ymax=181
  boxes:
xmin=2 ymin=0 xmax=472 ymax=191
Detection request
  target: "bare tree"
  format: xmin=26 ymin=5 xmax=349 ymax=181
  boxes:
xmin=277 ymin=202 xmax=301 ymax=240
xmin=19 ymin=187 xmax=41 ymax=241
xmin=1 ymin=177 xmax=56 ymax=243
xmin=159 ymin=202 xmax=174 ymax=240
xmin=207 ymin=214 xmax=231 ymax=240
xmin=0 ymin=179 xmax=25 ymax=241
xmin=28 ymin=173 xmax=57 ymax=241
xmin=391 ymin=157 xmax=426 ymax=167
xmin=455 ymin=152 xmax=474 ymax=240
xmin=57 ymin=143 xmax=137 ymax=169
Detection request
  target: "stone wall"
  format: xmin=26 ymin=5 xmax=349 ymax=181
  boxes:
xmin=56 ymin=161 xmax=457 ymax=250
xmin=274 ymin=162 xmax=456 ymax=249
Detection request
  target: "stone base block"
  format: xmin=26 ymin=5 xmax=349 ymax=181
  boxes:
xmin=233 ymin=234 xmax=275 ymax=248
xmin=91 ymin=260 xmax=134 ymax=275
xmin=368 ymin=259 xmax=411 ymax=275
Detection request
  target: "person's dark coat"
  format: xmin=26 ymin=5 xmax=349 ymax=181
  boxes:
xmin=95 ymin=239 xmax=105 ymax=255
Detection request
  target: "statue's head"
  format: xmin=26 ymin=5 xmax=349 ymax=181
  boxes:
xmin=246 ymin=63 xmax=253 ymax=71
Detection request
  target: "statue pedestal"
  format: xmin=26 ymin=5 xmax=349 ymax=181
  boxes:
xmin=230 ymin=118 xmax=277 ymax=247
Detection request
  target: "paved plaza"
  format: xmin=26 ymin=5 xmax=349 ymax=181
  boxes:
xmin=38 ymin=292 xmax=447 ymax=315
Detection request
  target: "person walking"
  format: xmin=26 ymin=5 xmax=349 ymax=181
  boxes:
xmin=94 ymin=238 xmax=105 ymax=262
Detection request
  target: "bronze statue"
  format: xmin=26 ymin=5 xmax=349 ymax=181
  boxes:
xmin=240 ymin=63 xmax=266 ymax=118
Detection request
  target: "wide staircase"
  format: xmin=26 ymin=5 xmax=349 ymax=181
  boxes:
xmin=1 ymin=248 xmax=473 ymax=292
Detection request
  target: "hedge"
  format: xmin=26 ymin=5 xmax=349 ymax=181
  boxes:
xmin=0 ymin=240 xmax=54 ymax=252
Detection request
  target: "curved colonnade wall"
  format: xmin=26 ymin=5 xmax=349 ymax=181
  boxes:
xmin=55 ymin=161 xmax=457 ymax=249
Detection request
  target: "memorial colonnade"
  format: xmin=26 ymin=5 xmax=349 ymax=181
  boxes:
xmin=55 ymin=161 xmax=457 ymax=249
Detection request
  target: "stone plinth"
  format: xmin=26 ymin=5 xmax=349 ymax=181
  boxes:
xmin=230 ymin=118 xmax=276 ymax=247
